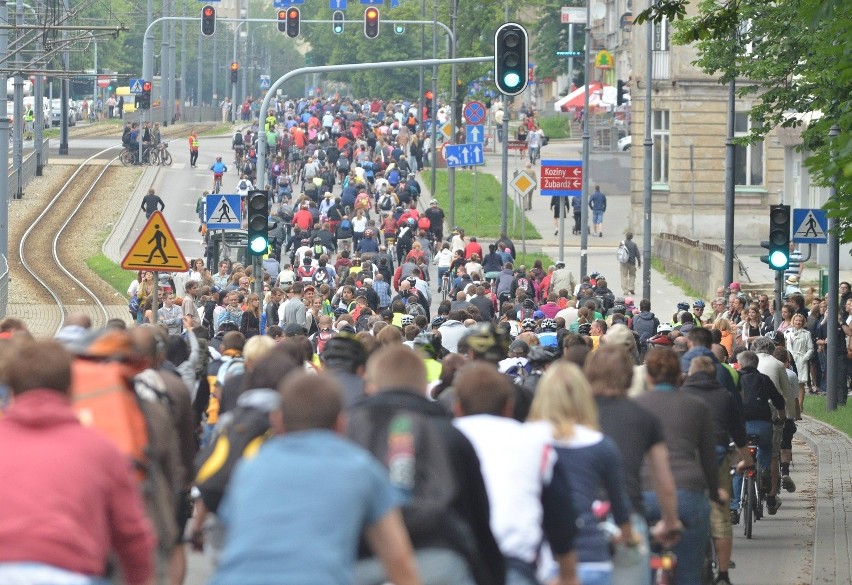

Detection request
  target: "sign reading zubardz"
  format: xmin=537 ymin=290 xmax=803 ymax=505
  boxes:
xmin=540 ymin=159 xmax=583 ymax=196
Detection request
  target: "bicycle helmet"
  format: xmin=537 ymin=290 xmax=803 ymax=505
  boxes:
xmin=521 ymin=318 xmax=537 ymax=331
xmin=540 ymin=318 xmax=557 ymax=331
xmin=429 ymin=199 xmax=438 ymax=206
xmin=523 ymin=298 xmax=536 ymax=309
xmin=578 ymin=322 xmax=592 ymax=336
xmin=763 ymin=330 xmax=780 ymax=345
xmin=693 ymin=300 xmax=706 ymax=309
xmin=216 ymin=156 xmax=222 ymax=161
xmin=457 ymin=323 xmax=511 ymax=362
xmin=611 ymin=304 xmax=627 ymax=315
xmin=401 ymin=314 xmax=415 ymax=326
xmin=676 ymin=301 xmax=690 ymax=312
xmin=321 ymin=334 xmax=368 ymax=369
xmin=431 ymin=316 xmax=447 ymax=328
xmin=364 ymin=228 xmax=374 ymax=238
xmin=333 ymin=307 xmax=348 ymax=317
xmin=657 ymin=323 xmax=673 ymax=333
xmin=407 ymin=218 xmax=416 ymax=226
xmin=413 ymin=332 xmax=439 ymax=359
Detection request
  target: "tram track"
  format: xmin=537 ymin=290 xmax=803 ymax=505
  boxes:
xmin=18 ymin=147 xmax=121 ymax=334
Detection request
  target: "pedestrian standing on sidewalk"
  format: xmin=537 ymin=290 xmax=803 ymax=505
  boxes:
xmin=589 ymin=186 xmax=607 ymax=237
xmin=551 ymin=196 xmax=567 ymax=236
xmin=619 ymin=232 xmax=641 ymax=295
xmin=523 ymin=163 xmax=537 ymax=211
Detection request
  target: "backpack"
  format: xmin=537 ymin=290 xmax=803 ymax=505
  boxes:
xmin=340 ymin=218 xmax=352 ymax=231
xmin=388 ymin=169 xmax=400 ymax=185
xmin=194 ymin=405 xmax=271 ymax=513
xmin=297 ymin=265 xmax=317 ymax=281
xmin=406 ymin=300 xmax=426 ymax=318
xmin=346 ymin=405 xmax=464 ymax=548
xmin=313 ymin=266 xmax=330 ymax=285
xmin=379 ymin=194 xmax=394 ymax=211
xmin=313 ymin=241 xmax=326 ymax=256
xmin=617 ymin=241 xmax=630 ymax=264
xmin=315 ymin=329 xmax=334 ymax=354
xmin=238 ymin=179 xmax=249 ymax=191
xmin=516 ymin=276 xmax=531 ymax=293
xmin=417 ymin=216 xmax=431 ymax=231
xmin=337 ymin=156 xmax=350 ymax=172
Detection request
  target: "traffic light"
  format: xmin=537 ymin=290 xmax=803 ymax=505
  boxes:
xmin=394 ymin=23 xmax=405 ymax=35
xmin=286 ymin=7 xmax=300 ymax=38
xmin=332 ymin=10 xmax=344 ymax=34
xmin=617 ymin=79 xmax=626 ymax=106
xmin=230 ymin=62 xmax=239 ymax=84
xmin=277 ymin=9 xmax=287 ymax=33
xmin=139 ymin=81 xmax=151 ymax=109
xmin=247 ymin=191 xmax=270 ymax=256
xmin=201 ymin=5 xmax=215 ymax=37
xmin=494 ymin=22 xmax=529 ymax=96
xmin=760 ymin=204 xmax=791 ymax=270
xmin=364 ymin=7 xmax=380 ymax=39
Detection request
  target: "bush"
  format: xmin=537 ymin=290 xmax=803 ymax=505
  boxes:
xmin=538 ymin=115 xmax=570 ymax=140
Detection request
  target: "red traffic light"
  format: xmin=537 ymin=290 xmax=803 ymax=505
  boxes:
xmin=288 ymin=8 xmax=299 ymax=18
xmin=285 ymin=7 xmax=300 ymax=37
xmin=230 ymin=62 xmax=239 ymax=71
xmin=277 ymin=9 xmax=287 ymax=32
xmin=203 ymin=6 xmax=213 ymax=17
xmin=424 ymin=91 xmax=433 ymax=100
xmin=142 ymin=81 xmax=152 ymax=92
xmin=201 ymin=4 xmax=216 ymax=36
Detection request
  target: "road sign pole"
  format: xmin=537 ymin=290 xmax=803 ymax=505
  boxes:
xmin=151 ymin=273 xmax=159 ymax=325
xmin=559 ymin=198 xmax=565 ymax=262
xmin=501 ymin=98 xmax=509 ymax=238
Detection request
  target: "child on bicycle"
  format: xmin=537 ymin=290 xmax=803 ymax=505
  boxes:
xmin=210 ymin=157 xmax=228 ymax=192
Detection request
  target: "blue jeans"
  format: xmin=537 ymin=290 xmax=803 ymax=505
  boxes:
xmin=437 ymin=267 xmax=449 ymax=288
xmin=731 ymin=419 xmax=773 ymax=510
xmin=577 ymin=564 xmax=613 ymax=585
xmin=643 ymin=489 xmax=710 ymax=585
xmin=355 ymin=547 xmax=475 ymax=585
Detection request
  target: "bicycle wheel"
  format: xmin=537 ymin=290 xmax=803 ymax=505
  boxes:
xmin=213 ymin=181 xmax=221 ymax=195
xmin=119 ymin=149 xmax=133 ymax=166
xmin=744 ymin=476 xmax=755 ymax=539
xmin=161 ymin=150 xmax=172 ymax=166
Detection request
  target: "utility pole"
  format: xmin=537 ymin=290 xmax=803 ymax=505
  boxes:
xmin=0 ymin=0 xmax=10 ymax=263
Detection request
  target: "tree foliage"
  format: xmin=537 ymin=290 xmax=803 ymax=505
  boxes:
xmin=638 ymin=0 xmax=852 ymax=240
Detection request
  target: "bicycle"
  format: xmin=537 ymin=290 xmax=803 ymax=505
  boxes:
xmin=739 ymin=435 xmax=761 ymax=539
xmin=650 ymin=544 xmax=677 ymax=585
xmin=212 ymin=173 xmax=223 ymax=194
xmin=151 ymin=142 xmax=172 ymax=166
xmin=234 ymin=145 xmax=245 ymax=168
xmin=733 ymin=245 xmax=753 ymax=283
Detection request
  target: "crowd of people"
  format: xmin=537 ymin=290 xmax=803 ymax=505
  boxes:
xmin=1 ymin=95 xmax=847 ymax=585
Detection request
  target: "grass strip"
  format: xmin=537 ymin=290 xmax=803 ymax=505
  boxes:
xmin=803 ymin=395 xmax=852 ymax=438
xmin=433 ymin=169 xmax=541 ymax=240
xmin=86 ymin=253 xmax=131 ymax=300
xmin=650 ymin=257 xmax=702 ymax=299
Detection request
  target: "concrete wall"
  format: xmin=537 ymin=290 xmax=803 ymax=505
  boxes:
xmin=653 ymin=234 xmax=726 ymax=300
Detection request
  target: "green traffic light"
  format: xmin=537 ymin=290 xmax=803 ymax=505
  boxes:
xmin=394 ymin=24 xmax=405 ymax=34
xmin=334 ymin=25 xmax=343 ymax=33
xmin=768 ymin=250 xmax=789 ymax=269
xmin=249 ymin=236 xmax=268 ymax=254
xmin=503 ymin=72 xmax=521 ymax=88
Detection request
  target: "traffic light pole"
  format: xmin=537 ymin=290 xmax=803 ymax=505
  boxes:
xmin=255 ymin=57 xmax=490 ymax=192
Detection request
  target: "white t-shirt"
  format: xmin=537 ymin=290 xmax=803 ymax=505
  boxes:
xmin=352 ymin=216 xmax=368 ymax=235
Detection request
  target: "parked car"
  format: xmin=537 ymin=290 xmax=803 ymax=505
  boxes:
xmin=617 ymin=134 xmax=631 ymax=151
xmin=50 ymin=99 xmax=76 ymax=127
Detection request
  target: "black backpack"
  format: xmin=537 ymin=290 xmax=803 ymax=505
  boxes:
xmin=194 ymin=406 xmax=271 ymax=513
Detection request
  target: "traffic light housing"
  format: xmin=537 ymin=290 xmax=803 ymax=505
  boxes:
xmin=247 ymin=191 xmax=270 ymax=257
xmin=277 ymin=9 xmax=287 ymax=33
xmin=616 ymin=79 xmax=626 ymax=106
xmin=364 ymin=7 xmax=379 ymax=39
xmin=230 ymin=62 xmax=239 ymax=84
xmin=139 ymin=81 xmax=151 ymax=110
xmin=760 ymin=204 xmax=791 ymax=270
xmin=286 ymin=7 xmax=300 ymax=38
xmin=201 ymin=5 xmax=215 ymax=37
xmin=332 ymin=10 xmax=344 ymax=34
xmin=494 ymin=23 xmax=529 ymax=96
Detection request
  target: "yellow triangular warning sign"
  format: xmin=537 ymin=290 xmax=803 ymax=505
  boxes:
xmin=121 ymin=211 xmax=189 ymax=272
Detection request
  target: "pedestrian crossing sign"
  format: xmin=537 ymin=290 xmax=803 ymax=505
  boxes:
xmin=792 ymin=208 xmax=828 ymax=244
xmin=129 ymin=78 xmax=144 ymax=95
xmin=206 ymin=194 xmax=242 ymax=230
xmin=121 ymin=211 xmax=189 ymax=271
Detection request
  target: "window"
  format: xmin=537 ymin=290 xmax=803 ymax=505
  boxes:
xmin=734 ymin=113 xmax=763 ymax=187
xmin=652 ymin=110 xmax=670 ymax=184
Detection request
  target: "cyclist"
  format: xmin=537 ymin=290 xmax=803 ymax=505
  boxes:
xmin=232 ymin=130 xmax=245 ymax=166
xmin=730 ymin=349 xmax=786 ymax=523
xmin=210 ymin=157 xmax=228 ymax=192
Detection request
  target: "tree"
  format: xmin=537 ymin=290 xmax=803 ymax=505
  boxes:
xmin=637 ymin=0 xmax=852 ymax=240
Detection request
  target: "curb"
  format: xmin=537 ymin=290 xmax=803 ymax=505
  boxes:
xmin=795 ymin=415 xmax=852 ymax=585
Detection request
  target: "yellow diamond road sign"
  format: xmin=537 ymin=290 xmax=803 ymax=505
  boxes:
xmin=510 ymin=170 xmax=536 ymax=197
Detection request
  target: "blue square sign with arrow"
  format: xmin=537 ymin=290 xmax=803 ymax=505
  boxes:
xmin=465 ymin=124 xmax=484 ymax=144
xmin=445 ymin=143 xmax=484 ymax=167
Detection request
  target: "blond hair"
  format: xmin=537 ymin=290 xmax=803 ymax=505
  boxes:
xmin=528 ymin=362 xmax=599 ymax=439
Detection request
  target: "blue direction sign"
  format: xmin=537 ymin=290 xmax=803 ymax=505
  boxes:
xmin=129 ymin=78 xmax=144 ymax=95
xmin=330 ymin=0 xmax=347 ymax=8
xmin=445 ymin=143 xmax=485 ymax=167
xmin=463 ymin=100 xmax=487 ymax=125
xmin=206 ymin=194 xmax=242 ymax=230
xmin=792 ymin=208 xmax=828 ymax=244
xmin=465 ymin=124 xmax=484 ymax=144
xmin=259 ymin=75 xmax=271 ymax=90
xmin=541 ymin=159 xmax=582 ymax=196
xmin=273 ymin=0 xmax=304 ymax=6
xmin=360 ymin=0 xmax=383 ymax=4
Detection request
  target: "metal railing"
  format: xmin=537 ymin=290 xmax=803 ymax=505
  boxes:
xmin=0 ymin=254 xmax=8 ymax=319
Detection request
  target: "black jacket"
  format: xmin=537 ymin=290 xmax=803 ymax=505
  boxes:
xmin=739 ymin=366 xmax=786 ymax=422
xmin=346 ymin=390 xmax=504 ymax=585
xmin=681 ymin=372 xmax=748 ymax=448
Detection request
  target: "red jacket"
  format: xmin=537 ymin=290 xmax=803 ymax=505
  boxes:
xmin=0 ymin=390 xmax=155 ymax=584
xmin=464 ymin=241 xmax=483 ymax=260
xmin=292 ymin=209 xmax=314 ymax=231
